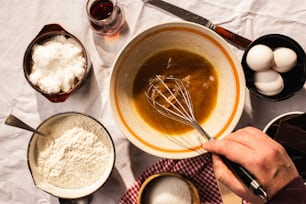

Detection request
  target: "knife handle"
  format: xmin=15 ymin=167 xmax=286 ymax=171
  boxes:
xmin=214 ymin=25 xmax=252 ymax=49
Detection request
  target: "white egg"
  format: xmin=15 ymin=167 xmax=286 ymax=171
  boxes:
xmin=246 ymin=44 xmax=274 ymax=71
xmin=254 ymin=69 xmax=284 ymax=96
xmin=273 ymin=47 xmax=297 ymax=73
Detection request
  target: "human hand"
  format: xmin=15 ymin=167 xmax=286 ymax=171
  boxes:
xmin=202 ymin=126 xmax=299 ymax=203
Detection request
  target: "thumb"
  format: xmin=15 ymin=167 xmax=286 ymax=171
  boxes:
xmin=202 ymin=139 xmax=218 ymax=153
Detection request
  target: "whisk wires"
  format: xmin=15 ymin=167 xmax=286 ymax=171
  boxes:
xmin=145 ymin=74 xmax=212 ymax=143
xmin=145 ymin=75 xmax=196 ymax=126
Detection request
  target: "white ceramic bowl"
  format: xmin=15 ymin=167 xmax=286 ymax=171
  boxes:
xmin=27 ymin=112 xmax=115 ymax=199
xmin=110 ymin=22 xmax=245 ymax=159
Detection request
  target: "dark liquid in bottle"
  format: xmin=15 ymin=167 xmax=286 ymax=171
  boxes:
xmin=90 ymin=0 xmax=114 ymax=20
xmin=88 ymin=0 xmax=124 ymax=35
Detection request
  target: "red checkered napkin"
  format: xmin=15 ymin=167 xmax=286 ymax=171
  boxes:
xmin=119 ymin=153 xmax=222 ymax=204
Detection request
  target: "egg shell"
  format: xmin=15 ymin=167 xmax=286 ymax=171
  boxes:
xmin=254 ymin=69 xmax=284 ymax=96
xmin=273 ymin=47 xmax=297 ymax=73
xmin=246 ymin=44 xmax=274 ymax=71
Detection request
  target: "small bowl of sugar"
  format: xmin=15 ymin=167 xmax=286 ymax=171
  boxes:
xmin=27 ymin=112 xmax=115 ymax=199
xmin=138 ymin=172 xmax=200 ymax=204
xmin=23 ymin=24 xmax=91 ymax=102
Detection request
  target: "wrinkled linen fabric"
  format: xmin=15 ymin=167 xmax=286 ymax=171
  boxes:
xmin=1 ymin=0 xmax=306 ymax=204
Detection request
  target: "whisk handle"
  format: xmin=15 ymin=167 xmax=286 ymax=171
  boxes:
xmin=220 ymin=155 xmax=268 ymax=202
xmin=193 ymin=121 xmax=268 ymax=201
xmin=193 ymin=121 xmax=267 ymax=200
xmin=192 ymin=120 xmax=214 ymax=141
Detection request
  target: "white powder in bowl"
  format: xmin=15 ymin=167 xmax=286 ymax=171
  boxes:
xmin=29 ymin=35 xmax=86 ymax=94
xmin=144 ymin=176 xmax=192 ymax=204
xmin=34 ymin=115 xmax=113 ymax=188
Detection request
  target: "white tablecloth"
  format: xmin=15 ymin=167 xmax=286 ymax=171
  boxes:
xmin=0 ymin=0 xmax=305 ymax=203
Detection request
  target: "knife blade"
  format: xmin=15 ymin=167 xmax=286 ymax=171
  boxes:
xmin=143 ymin=0 xmax=252 ymax=49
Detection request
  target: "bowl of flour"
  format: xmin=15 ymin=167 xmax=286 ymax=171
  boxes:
xmin=27 ymin=112 xmax=115 ymax=199
xmin=23 ymin=24 xmax=91 ymax=102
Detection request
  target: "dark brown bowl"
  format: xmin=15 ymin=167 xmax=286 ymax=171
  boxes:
xmin=263 ymin=112 xmax=306 ymax=181
xmin=23 ymin=24 xmax=91 ymax=102
xmin=241 ymin=34 xmax=306 ymax=101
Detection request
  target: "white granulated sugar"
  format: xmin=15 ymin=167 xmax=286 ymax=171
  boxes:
xmin=35 ymin=116 xmax=112 ymax=188
xmin=30 ymin=35 xmax=86 ymax=94
xmin=145 ymin=176 xmax=192 ymax=204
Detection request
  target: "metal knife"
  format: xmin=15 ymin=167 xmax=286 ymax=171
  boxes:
xmin=143 ymin=0 xmax=252 ymax=49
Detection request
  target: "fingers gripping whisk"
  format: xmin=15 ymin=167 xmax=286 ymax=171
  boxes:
xmin=144 ymin=75 xmax=268 ymax=202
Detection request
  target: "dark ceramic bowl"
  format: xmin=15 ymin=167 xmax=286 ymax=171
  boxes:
xmin=23 ymin=24 xmax=91 ymax=102
xmin=241 ymin=34 xmax=306 ymax=101
xmin=263 ymin=111 xmax=306 ymax=181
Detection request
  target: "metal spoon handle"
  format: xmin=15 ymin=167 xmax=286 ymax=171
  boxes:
xmin=5 ymin=114 xmax=46 ymax=136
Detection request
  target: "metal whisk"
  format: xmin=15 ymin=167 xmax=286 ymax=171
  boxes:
xmin=145 ymin=74 xmax=268 ymax=202
xmin=145 ymin=74 xmax=212 ymax=142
